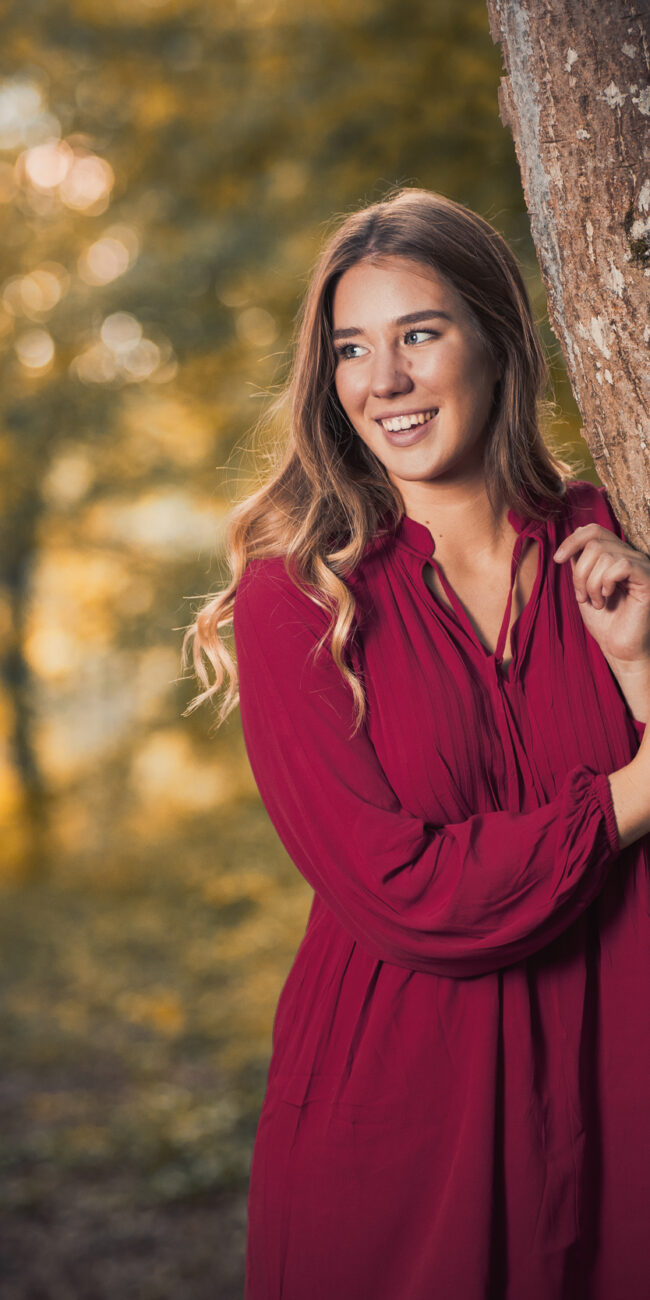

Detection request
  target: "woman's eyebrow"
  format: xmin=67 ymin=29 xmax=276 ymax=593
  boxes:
xmin=332 ymin=309 xmax=452 ymax=341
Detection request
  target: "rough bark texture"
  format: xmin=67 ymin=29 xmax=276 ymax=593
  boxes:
xmin=486 ymin=0 xmax=649 ymax=549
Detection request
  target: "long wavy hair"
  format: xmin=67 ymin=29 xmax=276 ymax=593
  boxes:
xmin=181 ymin=187 xmax=576 ymax=734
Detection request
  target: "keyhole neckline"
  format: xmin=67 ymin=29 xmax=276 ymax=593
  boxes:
xmin=393 ymin=509 xmax=547 ymax=680
xmin=391 ymin=504 xmax=547 ymax=559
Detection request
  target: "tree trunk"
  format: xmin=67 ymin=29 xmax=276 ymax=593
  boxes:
xmin=485 ymin=0 xmax=649 ymax=549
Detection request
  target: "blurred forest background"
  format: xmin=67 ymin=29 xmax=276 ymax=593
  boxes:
xmin=0 ymin=0 xmax=599 ymax=1295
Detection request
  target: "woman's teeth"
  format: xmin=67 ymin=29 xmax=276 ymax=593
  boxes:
xmin=380 ymin=408 xmax=438 ymax=433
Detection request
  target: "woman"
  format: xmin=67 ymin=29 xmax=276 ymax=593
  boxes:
xmin=182 ymin=189 xmax=650 ymax=1300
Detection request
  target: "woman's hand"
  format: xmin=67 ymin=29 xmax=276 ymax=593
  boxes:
xmin=553 ymin=524 xmax=650 ymax=665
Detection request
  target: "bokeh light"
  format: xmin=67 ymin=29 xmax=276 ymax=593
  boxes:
xmin=70 ymin=312 xmax=174 ymax=386
xmin=59 ymin=151 xmax=115 ymax=212
xmin=14 ymin=327 xmax=55 ymax=372
xmin=16 ymin=137 xmax=114 ymax=213
xmin=70 ymin=341 xmax=119 ymax=385
xmin=235 ymin=305 xmax=278 ymax=347
xmin=2 ymin=263 xmax=70 ymax=322
xmin=0 ymin=77 xmax=60 ymax=151
xmin=78 ymin=225 xmax=140 ymax=285
xmin=20 ymin=268 xmax=66 ymax=314
xmin=22 ymin=138 xmax=72 ymax=189
xmin=42 ymin=448 xmax=96 ymax=508
xmin=100 ymin=310 xmax=143 ymax=351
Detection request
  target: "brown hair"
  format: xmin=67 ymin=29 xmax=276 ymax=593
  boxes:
xmin=180 ymin=187 xmax=576 ymax=733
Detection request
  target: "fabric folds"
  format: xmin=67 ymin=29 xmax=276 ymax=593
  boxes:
xmin=234 ymin=479 xmax=649 ymax=1300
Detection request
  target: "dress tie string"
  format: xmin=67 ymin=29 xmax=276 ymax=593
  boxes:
xmin=494 ymin=533 xmax=526 ymax=667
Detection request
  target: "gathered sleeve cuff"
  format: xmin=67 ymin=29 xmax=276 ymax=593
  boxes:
xmin=233 ymin=557 xmax=624 ymax=979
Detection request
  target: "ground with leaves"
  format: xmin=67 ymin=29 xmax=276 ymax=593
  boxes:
xmin=0 ymin=799 xmax=311 ymax=1298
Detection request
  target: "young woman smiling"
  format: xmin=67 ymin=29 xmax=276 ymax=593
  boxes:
xmin=183 ymin=189 xmax=650 ymax=1300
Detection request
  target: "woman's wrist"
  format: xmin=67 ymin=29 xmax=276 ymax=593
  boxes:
xmin=604 ymin=655 xmax=650 ymax=725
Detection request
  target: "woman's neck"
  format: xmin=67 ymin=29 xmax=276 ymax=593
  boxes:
xmin=400 ymin=486 xmax=511 ymax=568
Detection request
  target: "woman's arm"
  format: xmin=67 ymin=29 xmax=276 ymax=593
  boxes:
xmin=233 ymin=557 xmax=649 ymax=980
xmin=603 ymin=657 xmax=650 ymax=726
xmin=608 ymin=719 xmax=650 ymax=850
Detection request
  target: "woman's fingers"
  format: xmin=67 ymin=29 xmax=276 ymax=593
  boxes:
xmin=553 ymin=526 xmax=650 ymax=663
xmin=569 ymin=539 xmax=620 ymax=606
xmin=554 ymin=525 xmax=650 ymax=614
xmin=554 ymin=528 xmax=632 ymax=608
xmin=591 ymin=558 xmax=632 ymax=607
xmin=553 ymin=523 xmax=612 ymax=564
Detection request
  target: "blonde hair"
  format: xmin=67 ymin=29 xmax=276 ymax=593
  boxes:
xmin=181 ymin=187 xmax=576 ymax=734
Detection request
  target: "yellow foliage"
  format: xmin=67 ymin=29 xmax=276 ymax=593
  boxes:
xmin=120 ymin=390 xmax=216 ymax=465
xmin=200 ymin=867 xmax=273 ymax=906
xmin=134 ymin=84 xmax=180 ymax=130
xmin=117 ymin=988 xmax=186 ymax=1036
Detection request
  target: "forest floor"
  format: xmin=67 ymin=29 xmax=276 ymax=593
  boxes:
xmin=0 ymin=805 xmax=309 ymax=1299
xmin=1 ymin=1182 xmax=248 ymax=1299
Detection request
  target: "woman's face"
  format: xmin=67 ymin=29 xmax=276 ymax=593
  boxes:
xmin=331 ymin=255 xmax=500 ymax=502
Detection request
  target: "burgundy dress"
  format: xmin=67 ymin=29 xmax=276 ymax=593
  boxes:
xmin=233 ymin=478 xmax=648 ymax=1300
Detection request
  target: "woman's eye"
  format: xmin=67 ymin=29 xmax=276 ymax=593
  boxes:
xmin=404 ymin=329 xmax=440 ymax=344
xmin=335 ymin=343 xmax=367 ymax=360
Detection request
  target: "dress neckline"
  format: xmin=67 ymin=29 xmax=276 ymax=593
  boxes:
xmin=392 ymin=504 xmax=547 ymax=558
xmin=389 ymin=505 xmax=548 ymax=684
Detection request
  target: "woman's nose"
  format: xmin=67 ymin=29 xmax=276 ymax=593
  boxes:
xmin=369 ymin=347 xmax=413 ymax=399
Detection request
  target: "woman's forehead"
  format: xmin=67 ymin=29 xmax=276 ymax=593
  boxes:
xmin=332 ymin=258 xmax=457 ymax=319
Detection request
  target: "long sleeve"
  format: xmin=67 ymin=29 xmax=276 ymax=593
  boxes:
xmin=233 ymin=557 xmax=621 ymax=978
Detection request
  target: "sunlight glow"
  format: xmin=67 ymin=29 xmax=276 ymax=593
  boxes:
xmin=84 ymin=489 xmax=225 ymax=558
xmin=71 ymin=343 xmax=118 ymax=385
xmin=78 ymin=225 xmax=140 ymax=285
xmin=2 ymin=263 xmax=71 ymax=320
xmin=43 ymin=449 xmax=95 ymax=508
xmin=71 ymin=312 xmax=175 ymax=386
xmin=0 ymin=78 xmax=60 ymax=152
xmin=130 ymin=730 xmax=238 ymax=814
xmin=19 ymin=139 xmax=114 ymax=213
xmin=235 ymin=305 xmax=278 ymax=347
xmin=15 ymin=328 xmax=55 ymax=371
xmin=100 ymin=311 xmax=143 ymax=351
xmin=21 ymin=268 xmax=65 ymax=313
xmin=60 ymin=152 xmax=114 ymax=212
xmin=23 ymin=139 xmax=73 ymax=189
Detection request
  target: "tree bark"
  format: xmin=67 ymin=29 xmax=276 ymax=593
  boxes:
xmin=486 ymin=0 xmax=649 ymax=550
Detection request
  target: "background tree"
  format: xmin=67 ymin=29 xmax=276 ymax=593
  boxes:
xmin=486 ymin=0 xmax=650 ymax=548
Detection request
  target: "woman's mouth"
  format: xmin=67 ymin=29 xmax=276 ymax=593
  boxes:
xmin=377 ymin=408 xmax=439 ymax=446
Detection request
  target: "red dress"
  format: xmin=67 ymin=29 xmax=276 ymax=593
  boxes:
xmin=233 ymin=478 xmax=648 ymax=1300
